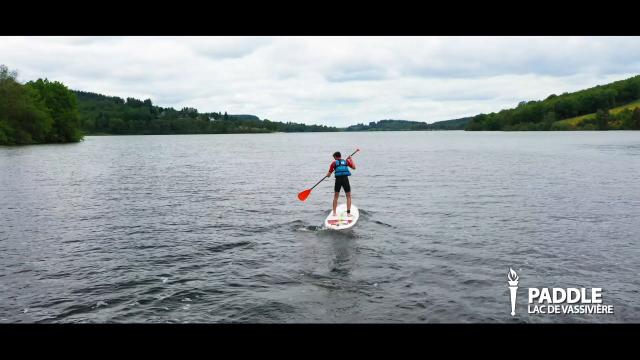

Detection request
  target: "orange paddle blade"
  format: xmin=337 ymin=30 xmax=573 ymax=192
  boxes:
xmin=297 ymin=189 xmax=311 ymax=201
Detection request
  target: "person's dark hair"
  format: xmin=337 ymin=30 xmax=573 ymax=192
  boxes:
xmin=333 ymin=151 xmax=341 ymax=158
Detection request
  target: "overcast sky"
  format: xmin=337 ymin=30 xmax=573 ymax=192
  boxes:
xmin=1 ymin=36 xmax=639 ymax=127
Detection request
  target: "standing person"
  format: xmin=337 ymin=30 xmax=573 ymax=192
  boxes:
xmin=326 ymin=151 xmax=356 ymax=217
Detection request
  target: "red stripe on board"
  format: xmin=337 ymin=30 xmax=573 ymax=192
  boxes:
xmin=327 ymin=220 xmax=353 ymax=225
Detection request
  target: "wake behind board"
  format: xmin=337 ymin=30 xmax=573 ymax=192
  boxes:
xmin=324 ymin=204 xmax=359 ymax=230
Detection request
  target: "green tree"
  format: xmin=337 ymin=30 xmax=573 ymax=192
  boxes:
xmin=632 ymin=108 xmax=640 ymax=130
xmin=0 ymin=64 xmax=17 ymax=80
xmin=541 ymin=111 xmax=557 ymax=130
xmin=26 ymin=78 xmax=82 ymax=142
xmin=108 ymin=118 xmax=127 ymax=134
xmin=0 ymin=116 xmax=10 ymax=143
xmin=0 ymin=65 xmax=53 ymax=144
xmin=616 ymin=109 xmax=633 ymax=129
xmin=595 ymin=109 xmax=609 ymax=130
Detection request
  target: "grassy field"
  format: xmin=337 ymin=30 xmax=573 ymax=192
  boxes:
xmin=553 ymin=99 xmax=640 ymax=129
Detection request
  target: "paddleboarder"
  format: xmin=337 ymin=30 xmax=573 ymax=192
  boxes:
xmin=326 ymin=151 xmax=356 ymax=217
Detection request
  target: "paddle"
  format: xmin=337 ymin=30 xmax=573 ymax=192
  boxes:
xmin=297 ymin=148 xmax=360 ymax=201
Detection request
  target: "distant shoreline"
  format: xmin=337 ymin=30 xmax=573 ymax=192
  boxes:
xmin=80 ymin=129 xmax=466 ymax=136
xmin=79 ymin=129 xmax=640 ymax=137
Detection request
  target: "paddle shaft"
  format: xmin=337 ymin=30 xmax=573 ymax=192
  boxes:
xmin=308 ymin=176 xmax=326 ymax=191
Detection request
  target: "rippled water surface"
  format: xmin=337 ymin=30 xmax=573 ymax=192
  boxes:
xmin=1 ymin=131 xmax=639 ymax=323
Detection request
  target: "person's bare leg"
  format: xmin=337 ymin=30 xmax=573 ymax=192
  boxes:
xmin=346 ymin=192 xmax=352 ymax=215
xmin=332 ymin=192 xmax=339 ymax=216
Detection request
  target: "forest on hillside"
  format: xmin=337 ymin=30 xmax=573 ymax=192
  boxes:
xmin=466 ymin=75 xmax=640 ymax=131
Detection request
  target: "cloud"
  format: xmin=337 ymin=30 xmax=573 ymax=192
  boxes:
xmin=187 ymin=36 xmax=272 ymax=59
xmin=325 ymin=68 xmax=388 ymax=82
xmin=1 ymin=36 xmax=639 ymax=127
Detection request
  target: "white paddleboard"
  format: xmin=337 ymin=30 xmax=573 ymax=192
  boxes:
xmin=324 ymin=204 xmax=359 ymax=230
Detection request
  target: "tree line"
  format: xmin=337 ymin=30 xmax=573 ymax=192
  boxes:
xmin=76 ymin=91 xmax=339 ymax=135
xmin=346 ymin=117 xmax=472 ymax=131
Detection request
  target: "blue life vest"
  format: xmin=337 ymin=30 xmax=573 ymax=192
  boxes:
xmin=334 ymin=159 xmax=351 ymax=177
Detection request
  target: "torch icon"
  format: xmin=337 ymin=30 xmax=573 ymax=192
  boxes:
xmin=508 ymin=268 xmax=519 ymax=316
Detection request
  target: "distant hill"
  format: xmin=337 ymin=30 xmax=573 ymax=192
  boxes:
xmin=345 ymin=117 xmax=471 ymax=131
xmin=428 ymin=117 xmax=473 ymax=130
xmin=228 ymin=114 xmax=260 ymax=122
xmin=76 ymin=90 xmax=473 ymax=135
xmin=346 ymin=119 xmax=429 ymax=131
xmin=73 ymin=90 xmax=339 ymax=134
xmin=465 ymin=75 xmax=640 ymax=131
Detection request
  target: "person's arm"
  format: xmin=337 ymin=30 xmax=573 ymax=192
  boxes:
xmin=347 ymin=157 xmax=356 ymax=170
xmin=326 ymin=162 xmax=335 ymax=178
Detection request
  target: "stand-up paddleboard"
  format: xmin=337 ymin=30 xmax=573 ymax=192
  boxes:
xmin=324 ymin=204 xmax=359 ymax=230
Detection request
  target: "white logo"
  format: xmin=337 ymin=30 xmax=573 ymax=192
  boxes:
xmin=507 ymin=268 xmax=519 ymax=316
xmin=506 ymin=267 xmax=614 ymax=316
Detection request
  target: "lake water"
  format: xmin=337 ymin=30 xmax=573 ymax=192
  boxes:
xmin=1 ymin=131 xmax=639 ymax=323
